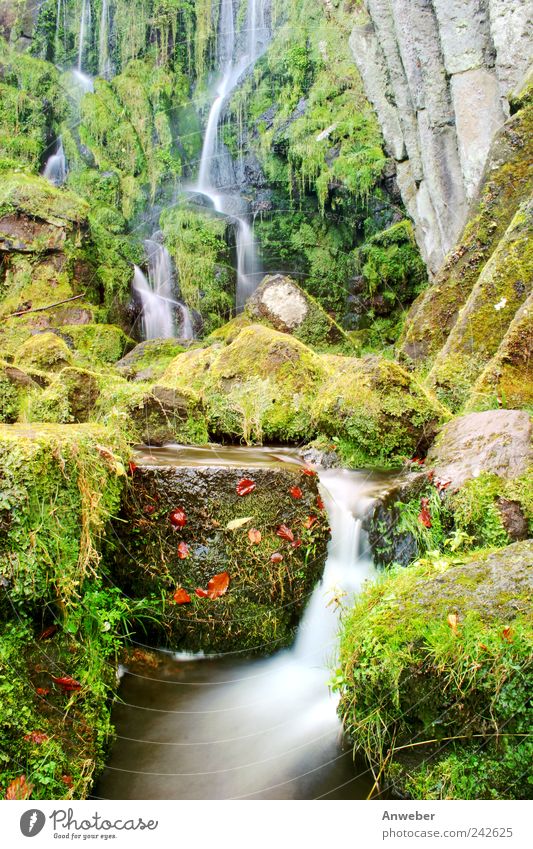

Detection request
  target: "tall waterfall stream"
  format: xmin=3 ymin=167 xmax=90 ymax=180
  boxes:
xmin=96 ymin=446 xmax=395 ymax=800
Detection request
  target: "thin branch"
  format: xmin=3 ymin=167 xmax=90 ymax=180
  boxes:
xmin=2 ymin=293 xmax=86 ymax=320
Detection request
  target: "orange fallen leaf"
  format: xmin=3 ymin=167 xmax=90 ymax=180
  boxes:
xmin=291 ymin=539 xmax=303 ymax=549
xmin=276 ymin=524 xmax=294 ymax=543
xmin=195 ymin=588 xmax=208 ymax=598
xmin=62 ymin=775 xmax=73 ymax=788
xmin=173 ymin=587 xmax=191 ymax=605
xmin=5 ymin=775 xmax=33 ymax=800
xmin=301 ymin=468 xmax=317 ymax=477
xmin=38 ymin=625 xmax=58 ymax=641
xmin=502 ymin=626 xmax=513 ymax=642
xmin=270 ymin=552 xmax=283 ymax=563
xmin=206 ymin=571 xmax=230 ymax=599
xmin=289 ymin=486 xmax=303 ymax=499
xmin=248 ymin=528 xmax=261 ymax=544
xmin=316 ymin=496 xmax=325 ymax=511
xmin=36 ymin=687 xmax=49 ymax=696
xmin=303 ymin=515 xmax=318 ymax=530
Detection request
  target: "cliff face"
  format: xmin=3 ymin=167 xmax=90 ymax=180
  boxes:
xmin=350 ymin=0 xmax=532 ymax=274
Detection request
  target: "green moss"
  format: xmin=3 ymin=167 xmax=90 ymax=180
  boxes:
xmin=315 ymin=355 xmax=446 ymax=467
xmin=400 ymin=95 xmax=533 ymax=365
xmin=427 ymin=200 xmax=533 ymax=410
xmin=0 ymin=171 xmax=88 ymax=225
xmin=60 ymin=324 xmax=135 ymax=365
xmin=335 ymin=541 xmax=533 ymax=799
xmin=15 ymin=332 xmax=73 ymax=373
xmin=160 ymin=205 xmax=234 ymax=331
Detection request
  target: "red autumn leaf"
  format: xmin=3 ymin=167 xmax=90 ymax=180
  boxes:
xmin=143 ymin=504 xmax=156 ymax=515
xmin=51 ymin=675 xmax=82 ymax=692
xmin=316 ymin=496 xmax=325 ymax=511
xmin=62 ymin=775 xmax=74 ymax=788
xmin=303 ymin=515 xmax=318 ymax=530
xmin=291 ymin=539 xmax=303 ymax=548
xmin=169 ymin=508 xmax=187 ymax=528
xmin=236 ymin=478 xmax=256 ymax=497
xmin=276 ymin=524 xmax=294 ymax=543
xmin=5 ymin=775 xmax=33 ymax=800
xmin=502 ymin=626 xmax=513 ymax=642
xmin=289 ymin=486 xmax=303 ymax=499
xmin=36 ymin=687 xmax=49 ymax=696
xmin=270 ymin=552 xmax=283 ymax=564
xmin=38 ymin=625 xmax=58 ymax=641
xmin=410 ymin=457 xmax=425 ymax=465
xmin=427 ymin=470 xmax=435 ymax=482
xmin=24 ymin=731 xmax=48 ymax=744
xmin=128 ymin=461 xmax=137 ymax=474
xmin=479 ymin=643 xmax=489 ymax=652
xmin=248 ymin=528 xmax=261 ymax=545
xmin=173 ymin=587 xmax=191 ymax=605
xmin=418 ymin=497 xmax=432 ymax=528
xmin=177 ymin=541 xmax=189 ymax=559
xmin=206 ymin=571 xmax=230 ymax=599
xmin=301 ymin=468 xmax=317 ymax=477
xmin=195 ymin=588 xmax=209 ymax=598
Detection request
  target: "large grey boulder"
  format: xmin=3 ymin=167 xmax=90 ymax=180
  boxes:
xmin=426 ymin=409 xmax=532 ymax=488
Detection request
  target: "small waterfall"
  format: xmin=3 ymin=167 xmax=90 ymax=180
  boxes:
xmin=77 ymin=0 xmax=91 ymax=72
xmin=42 ymin=137 xmax=67 ymax=186
xmin=195 ymin=0 xmax=269 ymax=311
xmin=133 ymin=237 xmax=195 ymax=341
xmin=96 ymin=454 xmax=384 ymax=800
xmin=98 ymin=0 xmax=111 ymax=78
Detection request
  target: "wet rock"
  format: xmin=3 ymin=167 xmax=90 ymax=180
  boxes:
xmin=112 ymin=458 xmax=330 ymax=653
xmin=496 ymin=498 xmax=529 ymax=542
xmin=15 ymin=331 xmax=72 ymax=373
xmin=426 ymin=409 xmax=532 ymax=489
xmin=115 ymin=338 xmax=186 ymax=382
xmin=245 ymin=274 xmax=350 ymax=346
xmin=363 ymin=472 xmax=428 ymax=568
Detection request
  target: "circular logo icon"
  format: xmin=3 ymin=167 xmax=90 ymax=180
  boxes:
xmin=20 ymin=810 xmax=46 ymax=837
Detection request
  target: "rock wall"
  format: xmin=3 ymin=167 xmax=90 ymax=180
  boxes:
xmin=350 ymin=0 xmax=532 ymax=274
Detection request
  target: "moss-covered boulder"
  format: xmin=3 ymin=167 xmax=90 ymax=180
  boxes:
xmin=111 ymin=452 xmax=329 ymax=653
xmin=316 ymin=355 xmax=445 ymax=467
xmin=245 ymin=274 xmax=352 ymax=349
xmin=426 ymin=200 xmax=533 ymax=410
xmin=400 ymin=90 xmax=533 ymax=365
xmin=426 ymin=410 xmax=532 ymax=489
xmin=0 ymin=422 xmax=133 ymax=800
xmin=157 ymin=325 xmax=327 ymax=444
xmin=15 ymin=331 xmax=72 ymax=373
xmin=336 ymin=541 xmax=533 ymax=799
xmin=0 ymin=422 xmax=126 ymax=613
xmin=114 ymin=338 xmax=186 ymax=381
xmin=467 ymin=293 xmax=533 ymax=411
xmin=60 ymin=324 xmax=135 ymax=365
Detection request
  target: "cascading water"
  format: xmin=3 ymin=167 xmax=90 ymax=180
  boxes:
xmin=98 ymin=0 xmax=111 ymax=79
xmin=195 ymin=0 xmax=269 ymax=310
xmin=42 ymin=137 xmax=67 ymax=186
xmin=77 ymin=0 xmax=91 ymax=72
xmin=96 ymin=449 xmax=392 ymax=800
xmin=133 ymin=237 xmax=195 ymax=341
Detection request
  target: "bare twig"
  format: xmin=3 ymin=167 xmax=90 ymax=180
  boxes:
xmin=2 ymin=293 xmax=86 ymax=320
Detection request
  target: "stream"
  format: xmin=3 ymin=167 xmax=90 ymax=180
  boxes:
xmin=95 ymin=445 xmax=396 ymax=800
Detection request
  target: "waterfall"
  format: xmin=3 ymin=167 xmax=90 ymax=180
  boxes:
xmin=196 ymin=0 xmax=270 ymax=311
xmin=98 ymin=0 xmax=111 ymax=78
xmin=42 ymin=137 xmax=67 ymax=186
xmin=96 ymin=453 xmax=383 ymax=800
xmin=133 ymin=237 xmax=195 ymax=341
xmin=77 ymin=0 xmax=91 ymax=72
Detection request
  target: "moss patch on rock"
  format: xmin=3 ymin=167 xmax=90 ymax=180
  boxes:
xmin=336 ymin=541 xmax=533 ymax=799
